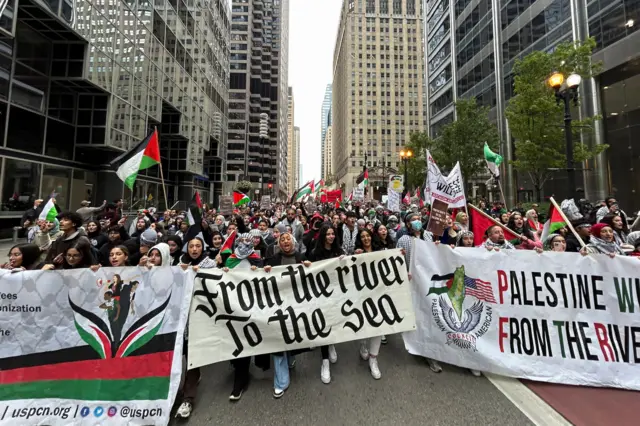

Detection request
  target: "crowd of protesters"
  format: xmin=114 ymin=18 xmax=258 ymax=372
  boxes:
xmin=3 ymin=193 xmax=639 ymax=418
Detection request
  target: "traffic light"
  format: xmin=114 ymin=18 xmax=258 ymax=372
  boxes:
xmin=268 ymin=183 xmax=273 ymax=189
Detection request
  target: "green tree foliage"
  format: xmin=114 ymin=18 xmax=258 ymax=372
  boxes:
xmin=506 ymin=38 xmax=608 ymax=201
xmin=435 ymin=98 xmax=501 ymax=182
xmin=403 ymin=131 xmax=434 ymax=190
xmin=234 ymin=180 xmax=253 ymax=194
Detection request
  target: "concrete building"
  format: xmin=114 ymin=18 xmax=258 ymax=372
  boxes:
xmin=424 ymin=0 xmax=639 ymax=209
xmin=333 ymin=0 xmax=427 ymax=195
xmin=226 ymin=0 xmax=289 ymax=200
xmin=287 ymin=87 xmax=295 ymax=194
xmin=321 ymin=84 xmax=332 ymax=179
xmin=294 ymin=126 xmax=301 ymax=190
xmin=323 ymin=125 xmax=333 ymax=180
xmin=0 ymin=0 xmax=230 ymax=233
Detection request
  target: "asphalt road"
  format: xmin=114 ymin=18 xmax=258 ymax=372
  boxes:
xmin=175 ymin=335 xmax=533 ymax=426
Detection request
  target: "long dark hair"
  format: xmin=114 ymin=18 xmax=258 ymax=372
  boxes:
xmin=313 ymin=225 xmax=342 ymax=257
xmin=507 ymin=213 xmax=534 ymax=240
xmin=601 ymin=213 xmax=629 ymax=237
xmin=180 ymin=237 xmax=207 ymax=265
xmin=8 ymin=243 xmax=41 ymax=270
xmin=372 ymin=223 xmax=395 ymax=250
xmin=63 ymin=240 xmax=95 ymax=269
xmin=355 ymin=228 xmax=374 ymax=251
xmin=86 ymin=220 xmax=102 ymax=237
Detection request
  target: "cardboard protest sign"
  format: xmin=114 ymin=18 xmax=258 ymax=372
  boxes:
xmin=0 ymin=267 xmax=194 ymax=425
xmin=404 ymin=240 xmax=640 ymax=391
xmin=219 ymin=195 xmax=234 ymax=216
xmin=188 ymin=250 xmax=415 ymax=367
xmin=426 ymin=199 xmax=448 ymax=237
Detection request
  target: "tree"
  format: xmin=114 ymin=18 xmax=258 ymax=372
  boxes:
xmin=234 ymin=180 xmax=253 ymax=195
xmin=404 ymin=131 xmax=434 ymax=190
xmin=434 ymin=98 xmax=500 ymax=181
xmin=506 ymin=38 xmax=607 ymax=201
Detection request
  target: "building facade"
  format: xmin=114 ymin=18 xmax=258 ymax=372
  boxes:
xmin=321 ymin=83 xmax=332 ymax=179
xmin=0 ymin=0 xmax=230 ymax=231
xmin=293 ymin=125 xmax=300 ymax=190
xmin=323 ymin=125 xmax=333 ymax=179
xmin=425 ymin=0 xmax=639 ymax=210
xmin=287 ymin=86 xmax=295 ymax=194
xmin=226 ymin=0 xmax=289 ymax=200
xmin=333 ymin=0 xmax=427 ymax=195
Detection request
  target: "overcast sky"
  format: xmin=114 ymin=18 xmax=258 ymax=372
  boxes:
xmin=288 ymin=0 xmax=342 ymax=184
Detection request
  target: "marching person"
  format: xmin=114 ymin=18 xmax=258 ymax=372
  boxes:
xmin=309 ymin=225 xmax=342 ymax=383
xmin=483 ymin=225 xmax=516 ymax=251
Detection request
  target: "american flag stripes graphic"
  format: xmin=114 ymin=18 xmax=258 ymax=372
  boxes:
xmin=463 ymin=276 xmax=496 ymax=303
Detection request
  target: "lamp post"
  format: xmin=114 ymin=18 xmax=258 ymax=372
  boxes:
xmin=399 ymin=149 xmax=413 ymax=198
xmin=259 ymin=113 xmax=269 ymax=201
xmin=547 ymin=71 xmax=582 ymax=200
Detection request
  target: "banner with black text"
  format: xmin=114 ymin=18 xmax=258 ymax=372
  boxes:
xmin=188 ymin=250 xmax=415 ymax=368
xmin=403 ymin=240 xmax=640 ymax=390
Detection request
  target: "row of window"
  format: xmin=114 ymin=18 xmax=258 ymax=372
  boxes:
xmin=365 ymin=0 xmax=417 ymax=15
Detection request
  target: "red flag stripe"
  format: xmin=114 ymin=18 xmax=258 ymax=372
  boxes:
xmin=0 ymin=351 xmax=173 ymax=384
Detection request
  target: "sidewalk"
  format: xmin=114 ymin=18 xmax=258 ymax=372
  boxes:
xmin=0 ymin=238 xmax=26 ymax=254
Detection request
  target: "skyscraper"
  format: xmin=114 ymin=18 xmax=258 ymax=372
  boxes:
xmin=0 ymin=0 xmax=230 ymax=232
xmin=323 ymin=126 xmax=333 ymax=180
xmin=424 ymin=0 xmax=639 ymax=209
xmin=321 ymin=84 xmax=333 ymax=179
xmin=287 ymin=87 xmax=296 ymax=195
xmin=226 ymin=0 xmax=289 ymax=200
xmin=294 ymin=126 xmax=301 ymax=190
xmin=333 ymin=0 xmax=426 ymax=195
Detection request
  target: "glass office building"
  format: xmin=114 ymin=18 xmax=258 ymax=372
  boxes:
xmin=0 ymin=0 xmax=230 ymax=231
xmin=425 ymin=0 xmax=640 ymax=210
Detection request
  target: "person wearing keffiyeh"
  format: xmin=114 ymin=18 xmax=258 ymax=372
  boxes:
xmin=455 ymin=230 xmax=474 ymax=247
xmin=584 ymin=223 xmax=625 ymax=257
xmin=484 ymin=225 xmax=516 ymax=251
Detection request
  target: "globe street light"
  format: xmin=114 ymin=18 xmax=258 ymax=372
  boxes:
xmin=547 ymin=71 xmax=582 ymax=199
xmin=399 ymin=149 xmax=413 ymax=198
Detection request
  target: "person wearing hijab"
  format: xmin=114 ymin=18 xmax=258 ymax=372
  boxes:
xmin=543 ymin=234 xmax=567 ymax=252
xmin=302 ymin=213 xmax=325 ymax=256
xmin=165 ymin=235 xmax=183 ymax=265
xmin=455 ymin=230 xmax=475 ymax=248
xmin=208 ymin=231 xmax=224 ymax=259
xmin=180 ymin=237 xmax=217 ymax=269
xmin=214 ymin=215 xmax=227 ymax=235
xmin=584 ymin=223 xmax=625 ymax=257
xmin=249 ymin=229 xmax=269 ymax=260
xmin=525 ymin=209 xmax=543 ymax=234
xmin=263 ymin=232 xmax=310 ymax=398
xmin=309 ymin=225 xmax=344 ymax=384
xmin=454 ymin=212 xmax=469 ymax=232
xmin=220 ymin=232 xmax=267 ymax=401
xmin=2 ymin=243 xmax=42 ymax=270
xmin=600 ymin=213 xmax=630 ymax=247
xmin=86 ymin=220 xmax=108 ymax=249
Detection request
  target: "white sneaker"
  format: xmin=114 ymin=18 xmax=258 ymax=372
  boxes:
xmin=470 ymin=369 xmax=482 ymax=377
xmin=321 ymin=359 xmax=331 ymax=384
xmin=328 ymin=345 xmax=338 ymax=364
xmin=369 ymin=357 xmax=381 ymax=380
xmin=427 ymin=358 xmax=442 ymax=373
xmin=175 ymin=401 xmax=192 ymax=418
xmin=359 ymin=342 xmax=370 ymax=361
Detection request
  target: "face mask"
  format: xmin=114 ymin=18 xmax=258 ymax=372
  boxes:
xmin=411 ymin=220 xmax=423 ymax=231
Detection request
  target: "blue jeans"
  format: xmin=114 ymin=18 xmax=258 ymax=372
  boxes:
xmin=273 ymin=353 xmax=294 ymax=390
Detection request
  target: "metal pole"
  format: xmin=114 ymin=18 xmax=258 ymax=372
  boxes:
xmin=403 ymin=158 xmax=408 ymax=199
xmin=260 ymin=135 xmax=265 ymax=202
xmin=563 ymin=93 xmax=576 ymax=200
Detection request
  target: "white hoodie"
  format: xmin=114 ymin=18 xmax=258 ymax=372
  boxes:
xmin=148 ymin=243 xmax=171 ymax=267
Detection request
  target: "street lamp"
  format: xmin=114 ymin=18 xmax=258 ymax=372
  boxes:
xmin=259 ymin=113 xmax=269 ymax=200
xmin=547 ymin=71 xmax=582 ymax=200
xmin=399 ymin=149 xmax=413 ymax=198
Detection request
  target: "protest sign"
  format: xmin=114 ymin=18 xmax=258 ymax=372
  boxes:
xmin=424 ymin=151 xmax=466 ymax=208
xmin=260 ymin=195 xmax=272 ymax=210
xmin=404 ymin=240 xmax=640 ymax=390
xmin=188 ymin=250 xmax=415 ymax=368
xmin=219 ymin=195 xmax=233 ymax=215
xmin=426 ymin=199 xmax=448 ymax=236
xmin=353 ymin=187 xmax=365 ymax=201
xmin=388 ymin=175 xmax=404 ymax=193
xmin=0 ymin=267 xmax=194 ymax=425
xmin=387 ymin=189 xmax=400 ymax=212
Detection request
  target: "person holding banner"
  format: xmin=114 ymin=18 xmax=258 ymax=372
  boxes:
xmin=179 ymin=237 xmax=217 ymax=269
xmin=354 ymin=228 xmax=384 ymax=379
xmin=309 ymin=225 xmax=343 ymax=383
xmin=506 ymin=213 xmax=541 ymax=250
xmin=2 ymin=243 xmax=42 ymax=271
xmin=543 ymin=234 xmax=567 ymax=252
xmin=582 ymin=223 xmax=625 ymax=257
xmin=264 ymin=232 xmax=311 ymax=398
xmin=483 ymin=225 xmax=515 ymax=251
xmin=396 ymin=214 xmax=442 ymax=373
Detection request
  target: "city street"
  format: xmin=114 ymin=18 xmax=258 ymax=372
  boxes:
xmin=176 ymin=336 xmax=535 ymax=426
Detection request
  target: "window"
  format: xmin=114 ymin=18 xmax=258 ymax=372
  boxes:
xmin=380 ymin=0 xmax=388 ymax=14
xmin=366 ymin=0 xmax=375 ymax=13
xmin=1 ymin=159 xmax=41 ymax=214
xmin=430 ymin=88 xmax=453 ymax=116
xmin=393 ymin=0 xmax=402 ymax=14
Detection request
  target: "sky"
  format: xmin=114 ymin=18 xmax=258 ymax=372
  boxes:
xmin=288 ymin=0 xmax=343 ymax=184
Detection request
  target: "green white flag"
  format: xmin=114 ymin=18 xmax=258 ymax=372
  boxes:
xmin=38 ymin=198 xmax=58 ymax=222
xmin=483 ymin=143 xmax=503 ymax=177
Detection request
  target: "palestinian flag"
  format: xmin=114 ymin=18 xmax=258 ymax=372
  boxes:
xmin=109 ymin=129 xmax=161 ymax=190
xmin=415 ymin=186 xmax=424 ymax=208
xmin=356 ymin=169 xmax=369 ymax=188
xmin=469 ymin=204 xmax=520 ymax=246
xmin=484 ymin=143 xmax=503 ymax=177
xmin=220 ymin=230 xmax=237 ymax=256
xmin=315 ymin=179 xmax=325 ymax=196
xmin=294 ymin=181 xmax=313 ymax=202
xmin=38 ymin=198 xmax=58 ymax=222
xmin=0 ymin=294 xmax=175 ymax=401
xmin=193 ymin=191 xmax=203 ymax=209
xmin=233 ymin=191 xmax=250 ymax=206
xmin=541 ymin=203 xmax=567 ymax=241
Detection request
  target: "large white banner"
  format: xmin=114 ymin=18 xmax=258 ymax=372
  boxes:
xmin=0 ymin=267 xmax=194 ymax=425
xmin=404 ymin=240 xmax=640 ymax=390
xmin=424 ymin=150 xmax=466 ymax=208
xmin=188 ymin=250 xmax=415 ymax=368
